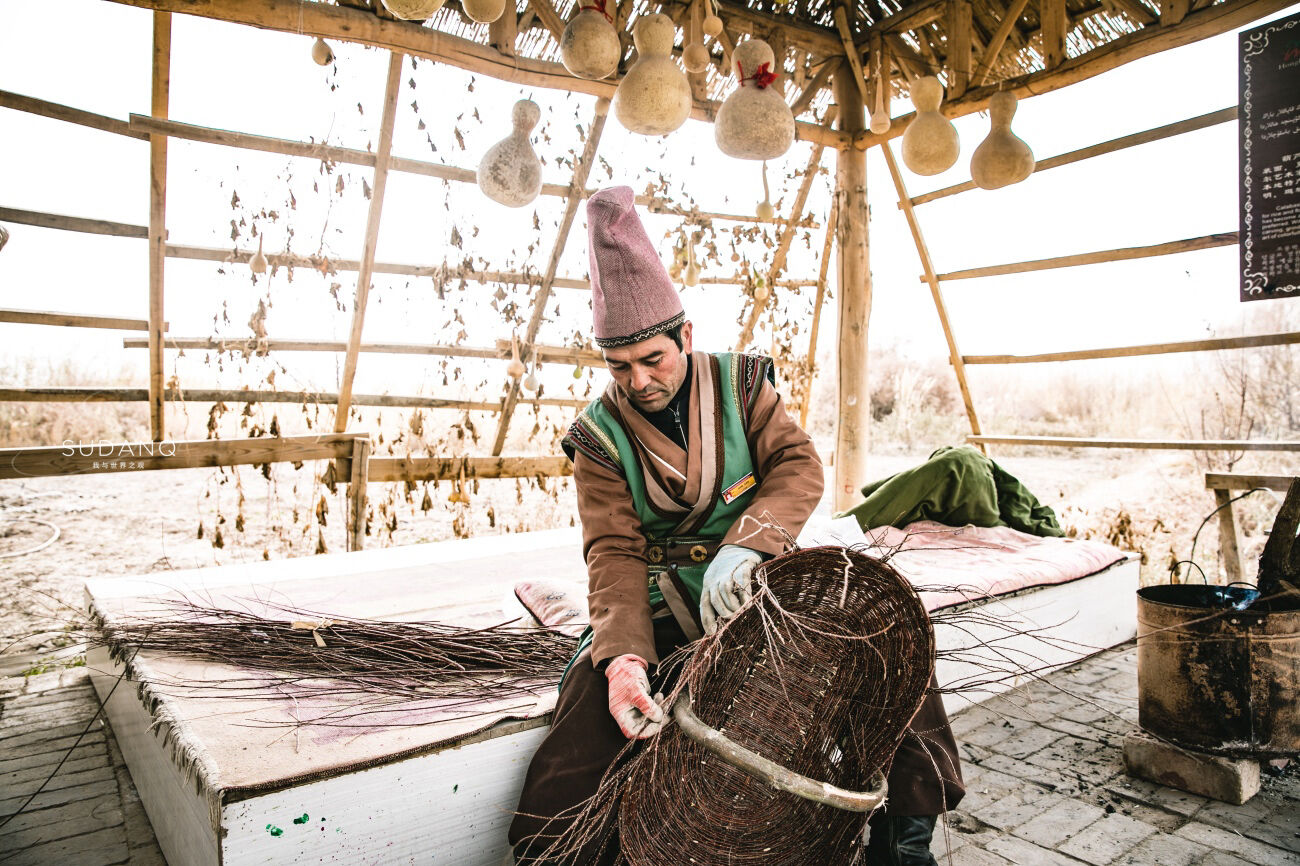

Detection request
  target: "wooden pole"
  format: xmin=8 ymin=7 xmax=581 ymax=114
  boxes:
xmin=946 ymin=0 xmax=973 ymax=98
xmin=735 ymin=140 xmax=827 ymax=351
xmin=800 ymin=200 xmax=837 ymax=429
xmin=347 ymin=436 xmax=371 ymax=551
xmin=490 ymin=98 xmax=610 ymax=455
xmin=881 ymin=143 xmax=983 ymax=445
xmin=148 ymin=11 xmax=171 ymax=443
xmin=971 ymin=0 xmax=1031 ymax=87
xmin=934 ymin=231 xmax=1238 ymax=281
xmin=334 ymin=51 xmax=404 ymax=434
xmin=832 ymin=61 xmax=870 ymax=514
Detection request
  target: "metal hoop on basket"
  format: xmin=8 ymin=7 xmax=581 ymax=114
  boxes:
xmin=671 ymin=693 xmax=888 ymax=813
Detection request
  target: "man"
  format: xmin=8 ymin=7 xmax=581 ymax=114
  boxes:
xmin=508 ymin=186 xmax=962 ymax=866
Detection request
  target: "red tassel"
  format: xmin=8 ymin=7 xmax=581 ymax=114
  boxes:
xmin=737 ymin=60 xmax=778 ymax=89
xmin=579 ymin=0 xmax=614 ymax=24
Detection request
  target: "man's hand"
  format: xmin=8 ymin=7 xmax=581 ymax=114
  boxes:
xmin=605 ymin=654 xmax=665 ymax=739
xmin=700 ymin=544 xmax=762 ymax=634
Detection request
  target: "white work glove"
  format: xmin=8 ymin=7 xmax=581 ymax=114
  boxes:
xmin=605 ymin=654 xmax=665 ymax=739
xmin=700 ymin=544 xmax=762 ymax=635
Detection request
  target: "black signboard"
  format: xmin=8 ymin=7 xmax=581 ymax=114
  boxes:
xmin=1239 ymin=9 xmax=1300 ymax=301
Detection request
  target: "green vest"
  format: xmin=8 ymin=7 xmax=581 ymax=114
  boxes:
xmin=562 ymin=352 xmax=774 ymax=670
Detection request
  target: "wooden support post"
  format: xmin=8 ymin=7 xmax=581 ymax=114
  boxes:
xmin=334 ymin=51 xmax=404 ymax=434
xmin=881 ymin=142 xmax=983 ymax=446
xmin=148 ymin=11 xmax=170 ymax=443
xmin=832 ymin=61 xmax=871 ymax=513
xmin=490 ymin=97 xmax=611 ymax=455
xmin=347 ymin=436 xmax=372 ymax=551
xmin=1040 ymin=0 xmax=1068 ymax=69
xmin=735 ymin=140 xmax=826 ymax=350
xmin=800 ymin=200 xmax=837 ymax=429
xmin=489 ymin=1 xmax=517 ymax=55
xmin=947 ymin=0 xmax=973 ymax=98
xmin=1161 ymin=0 xmax=1192 ymax=26
xmin=1213 ymin=487 xmax=1245 ymax=583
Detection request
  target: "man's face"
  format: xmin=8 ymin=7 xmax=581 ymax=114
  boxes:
xmin=602 ymin=321 xmax=693 ymax=413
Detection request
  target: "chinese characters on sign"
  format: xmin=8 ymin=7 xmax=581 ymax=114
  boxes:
xmin=1239 ymin=10 xmax=1300 ymax=301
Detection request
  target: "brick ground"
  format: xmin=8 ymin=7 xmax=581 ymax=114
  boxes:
xmin=1 ymin=643 xmax=1297 ymax=865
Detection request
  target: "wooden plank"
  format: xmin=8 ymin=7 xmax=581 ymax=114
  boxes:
xmin=851 ymin=0 xmax=1288 ymax=151
xmin=347 ymin=437 xmax=371 ymax=551
xmin=972 ymin=0 xmax=1033 ymax=86
xmin=148 ymin=11 xmax=171 ymax=443
xmin=335 ymin=51 xmax=404 ymax=434
xmin=948 ymin=0 xmax=974 ymax=98
xmin=0 ymin=308 xmax=163 ymax=332
xmin=1205 ymin=473 xmax=1296 ymax=491
xmin=367 ymin=455 xmax=574 ymax=482
xmin=0 ymin=89 xmax=146 ymax=140
xmin=881 ymin=143 xmax=983 ymax=444
xmin=1040 ymin=0 xmax=1069 ymax=69
xmin=1213 ymin=487 xmax=1245 ymax=583
xmin=735 ymin=138 xmax=827 ymax=350
xmin=962 ymin=331 xmax=1300 ymax=364
xmin=0 ymin=206 xmax=148 ymax=239
xmin=0 ymin=435 xmax=360 ymax=480
xmin=491 ymin=98 xmax=610 ymax=455
xmin=0 ymin=387 xmax=587 ymax=410
xmin=911 ymin=105 xmax=1237 ymax=204
xmin=121 ymin=336 xmax=606 ymax=365
xmin=800 ymin=200 xmax=837 ymax=429
xmin=103 ymin=0 xmax=847 ymax=150
xmin=936 ymin=231 xmax=1238 ymax=281
xmin=967 ymin=435 xmax=1300 ymax=451
xmin=832 ymin=62 xmax=871 ymax=513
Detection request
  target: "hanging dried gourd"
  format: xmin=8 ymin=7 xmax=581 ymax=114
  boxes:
xmin=683 ymin=0 xmax=710 ymax=74
xmin=380 ymin=0 xmax=446 ymax=20
xmin=250 ymin=236 xmax=268 ymax=275
xmin=477 ymin=99 xmax=544 ymax=207
xmin=311 ymin=38 xmax=334 ymax=67
xmin=702 ymin=0 xmax=723 ymax=38
xmin=573 ymin=364 xmax=584 ymax=379
xmin=561 ymin=0 xmax=621 ymax=80
xmin=613 ymin=13 xmax=691 ymax=136
xmin=970 ymin=91 xmax=1035 ymax=190
xmin=506 ymin=334 xmax=526 ymax=380
xmin=868 ymin=55 xmax=890 ymax=135
xmin=755 ymin=161 xmax=775 ymax=220
xmin=463 ymin=0 xmax=505 ymax=23
xmin=753 ymin=274 xmax=769 ymax=302
xmin=901 ymin=76 xmax=959 ymax=176
xmin=683 ymin=235 xmax=701 ymax=287
xmin=715 ymin=38 xmax=794 ymax=161
xmin=523 ymin=363 xmax=540 ymax=393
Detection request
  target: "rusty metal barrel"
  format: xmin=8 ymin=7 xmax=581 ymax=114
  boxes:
xmin=1136 ymin=585 xmax=1300 ymax=757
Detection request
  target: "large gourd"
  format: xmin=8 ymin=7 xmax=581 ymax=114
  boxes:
xmin=714 ymin=38 xmax=794 ymax=160
xmin=900 ymin=76 xmax=959 ymax=176
xmin=613 ymin=13 xmax=691 ymax=136
xmin=477 ymin=99 xmax=544 ymax=207
xmin=463 ymin=0 xmax=505 ymax=23
xmin=970 ymin=91 xmax=1035 ymax=190
xmin=561 ymin=0 xmax=621 ymax=80
xmin=380 ymin=0 xmax=446 ymax=20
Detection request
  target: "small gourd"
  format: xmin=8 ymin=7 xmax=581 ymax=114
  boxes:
xmin=250 ymin=237 xmax=268 ymax=275
xmin=463 ymin=0 xmax=505 ymax=23
xmin=477 ymin=100 xmax=544 ymax=208
xmin=702 ymin=0 xmax=723 ymax=39
xmin=970 ymin=91 xmax=1035 ymax=190
xmin=683 ymin=243 xmax=700 ymax=287
xmin=561 ymin=0 xmax=621 ymax=80
xmin=682 ymin=0 xmax=710 ymax=74
xmin=311 ymin=38 xmax=334 ymax=67
xmin=506 ymin=335 xmax=526 ymax=380
xmin=869 ymin=67 xmax=890 ymax=135
xmin=753 ymin=276 xmax=769 ymax=303
xmin=573 ymin=364 xmax=584 ymax=379
xmin=523 ymin=366 xmax=540 ymax=393
xmin=755 ymin=161 xmax=775 ymax=221
xmin=380 ymin=0 xmax=446 ymax=20
xmin=715 ymin=39 xmax=794 ymax=161
xmin=613 ymin=13 xmax=691 ymax=136
xmin=901 ymin=76 xmax=959 ymax=176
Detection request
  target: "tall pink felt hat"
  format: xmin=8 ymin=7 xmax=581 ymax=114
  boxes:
xmin=586 ymin=186 xmax=684 ymax=348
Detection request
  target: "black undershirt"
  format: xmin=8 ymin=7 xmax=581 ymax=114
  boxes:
xmin=639 ymin=354 xmax=692 ymax=450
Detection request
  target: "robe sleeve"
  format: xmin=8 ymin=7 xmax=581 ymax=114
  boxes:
xmin=721 ymin=377 xmax=825 ymax=556
xmin=571 ymin=450 xmax=659 ymax=667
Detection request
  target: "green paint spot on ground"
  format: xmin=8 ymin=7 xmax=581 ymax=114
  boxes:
xmin=265 ymin=825 xmax=283 ymax=837
xmin=293 ymin=814 xmax=310 ymax=825
xmin=453 ymin=784 xmax=459 ymax=793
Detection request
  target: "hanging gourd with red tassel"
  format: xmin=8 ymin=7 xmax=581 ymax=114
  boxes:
xmin=714 ymin=39 xmax=794 ymax=160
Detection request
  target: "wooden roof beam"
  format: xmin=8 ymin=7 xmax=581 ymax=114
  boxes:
xmin=712 ymin=0 xmax=843 ymax=57
xmin=851 ymin=0 xmax=1290 ymax=148
xmin=528 ymin=0 xmax=566 ymax=42
xmin=873 ymin=0 xmax=948 ymax=34
xmin=947 ymin=0 xmax=973 ymax=97
xmin=102 ymin=0 xmax=848 ymax=148
xmin=1040 ymin=0 xmax=1069 ymax=69
xmin=1105 ymin=0 xmax=1158 ymax=27
xmin=972 ymin=0 xmax=1033 ymax=87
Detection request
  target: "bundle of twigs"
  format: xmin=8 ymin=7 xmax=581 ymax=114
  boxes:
xmin=93 ymin=598 xmax=575 ymax=721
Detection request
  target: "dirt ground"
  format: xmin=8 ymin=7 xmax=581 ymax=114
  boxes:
xmin=1 ymin=447 xmax=1294 ymax=664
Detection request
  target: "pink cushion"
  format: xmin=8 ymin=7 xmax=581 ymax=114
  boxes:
xmin=515 ymin=580 xmax=588 ymax=637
